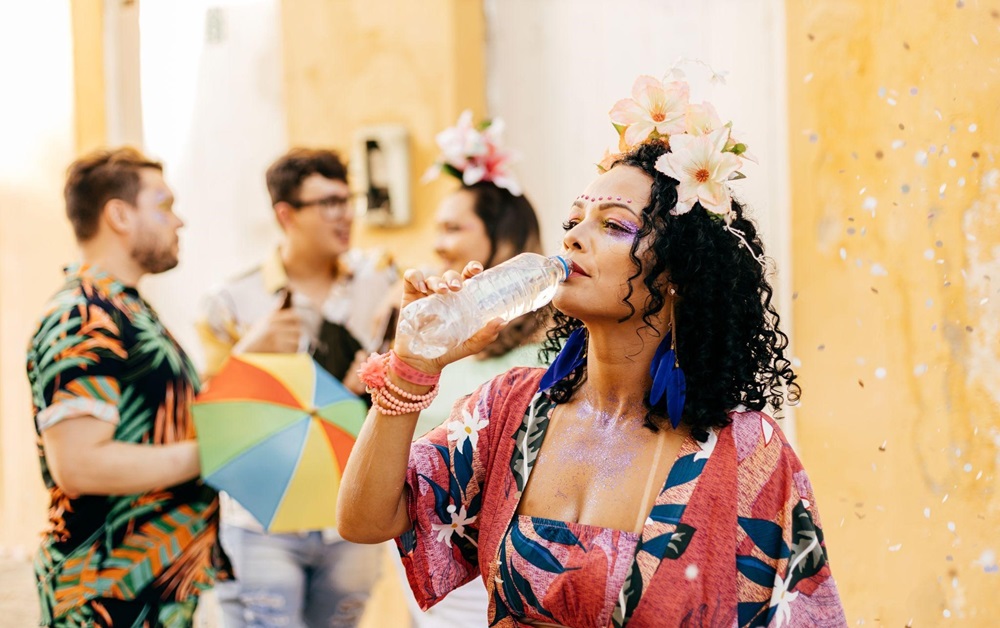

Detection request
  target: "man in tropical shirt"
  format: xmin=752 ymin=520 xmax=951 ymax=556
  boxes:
xmin=26 ymin=147 xmax=227 ymax=627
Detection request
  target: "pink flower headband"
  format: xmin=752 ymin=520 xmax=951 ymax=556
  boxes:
xmin=423 ymin=110 xmax=522 ymax=196
xmin=602 ymin=68 xmax=756 ymax=224
xmin=602 ymin=65 xmax=766 ymax=266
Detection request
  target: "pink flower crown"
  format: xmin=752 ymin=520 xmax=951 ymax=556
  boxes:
xmin=422 ymin=110 xmax=522 ymax=196
xmin=601 ymin=67 xmax=756 ymax=225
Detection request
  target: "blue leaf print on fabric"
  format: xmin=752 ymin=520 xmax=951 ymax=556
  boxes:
xmin=489 ymin=587 xmax=510 ymax=626
xmin=532 ymin=519 xmax=586 ymax=550
xmin=449 ymin=468 xmax=464 ymax=505
xmin=467 ymin=491 xmax=482 ymax=520
xmin=737 ymin=600 xmax=769 ymax=628
xmin=510 ymin=560 xmax=557 ymax=620
xmin=511 ymin=520 xmax=573 ymax=574
xmin=647 ymin=503 xmax=685 ymax=525
xmin=419 ymin=473 xmax=452 ymax=524
xmin=736 ymin=555 xmax=777 ymax=588
xmin=497 ymin=541 xmax=525 ymax=616
xmin=738 ymin=517 xmax=790 ymax=560
xmin=454 ymin=438 xmax=474 ymax=493
xmin=432 ymin=443 xmax=450 ymax=467
xmin=662 ymin=454 xmax=707 ymax=490
xmin=638 ymin=531 xmax=674 ymax=558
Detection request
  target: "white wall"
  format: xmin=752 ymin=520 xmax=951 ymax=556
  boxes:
xmin=485 ymin=0 xmax=796 ymax=439
xmin=137 ymin=0 xmax=288 ymax=370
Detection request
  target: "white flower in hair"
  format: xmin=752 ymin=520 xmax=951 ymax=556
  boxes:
xmin=609 ymin=76 xmax=690 ymax=147
xmin=654 ymin=127 xmax=743 ymax=218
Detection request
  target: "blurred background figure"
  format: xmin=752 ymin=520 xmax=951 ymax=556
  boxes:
xmin=384 ymin=112 xmax=549 ymax=627
xmin=197 ymin=148 xmax=397 ymax=627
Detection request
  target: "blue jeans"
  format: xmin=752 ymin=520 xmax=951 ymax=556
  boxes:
xmin=217 ymin=526 xmax=382 ymax=627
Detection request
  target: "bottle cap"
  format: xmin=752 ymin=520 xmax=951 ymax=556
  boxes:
xmin=550 ymin=255 xmax=570 ymax=282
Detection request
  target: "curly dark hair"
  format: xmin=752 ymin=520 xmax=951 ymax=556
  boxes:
xmin=541 ymin=140 xmax=799 ymax=432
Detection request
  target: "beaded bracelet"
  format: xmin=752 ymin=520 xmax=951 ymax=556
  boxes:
xmin=372 ymin=386 xmax=439 ymax=416
xmin=357 ymin=351 xmax=440 ymax=416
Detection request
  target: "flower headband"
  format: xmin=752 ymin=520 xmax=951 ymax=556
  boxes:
xmin=422 ymin=110 xmax=522 ymax=196
xmin=602 ymin=64 xmax=766 ymax=266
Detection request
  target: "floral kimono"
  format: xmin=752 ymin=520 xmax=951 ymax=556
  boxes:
xmin=395 ymin=367 xmax=846 ymax=628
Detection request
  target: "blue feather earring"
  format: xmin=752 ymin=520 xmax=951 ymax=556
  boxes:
xmin=649 ymin=292 xmax=686 ymax=428
xmin=539 ymin=327 xmax=587 ymax=391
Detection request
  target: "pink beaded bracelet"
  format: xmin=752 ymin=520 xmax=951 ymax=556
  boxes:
xmin=357 ymin=351 xmax=440 ymax=416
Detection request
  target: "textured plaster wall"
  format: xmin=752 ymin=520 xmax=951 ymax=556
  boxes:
xmin=786 ymin=0 xmax=1000 ymax=623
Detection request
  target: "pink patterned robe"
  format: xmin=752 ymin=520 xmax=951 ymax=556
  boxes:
xmin=395 ymin=367 xmax=847 ymax=627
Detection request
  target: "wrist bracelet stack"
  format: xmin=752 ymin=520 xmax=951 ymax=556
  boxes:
xmin=357 ymin=352 xmax=440 ymax=416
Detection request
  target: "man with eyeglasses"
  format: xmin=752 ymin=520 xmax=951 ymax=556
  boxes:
xmin=197 ymin=148 xmax=397 ymax=627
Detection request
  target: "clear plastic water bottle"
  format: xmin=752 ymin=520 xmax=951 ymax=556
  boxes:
xmin=399 ymin=252 xmax=570 ymax=359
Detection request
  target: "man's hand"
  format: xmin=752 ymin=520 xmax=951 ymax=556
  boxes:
xmin=235 ymin=294 xmax=302 ymax=354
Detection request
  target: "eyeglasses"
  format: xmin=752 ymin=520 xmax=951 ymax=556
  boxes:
xmin=291 ymin=194 xmax=355 ymax=219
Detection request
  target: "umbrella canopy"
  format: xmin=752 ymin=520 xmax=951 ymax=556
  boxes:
xmin=193 ymin=353 xmax=366 ymax=532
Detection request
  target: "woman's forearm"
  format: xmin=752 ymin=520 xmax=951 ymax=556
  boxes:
xmin=337 ymin=373 xmax=432 ymax=543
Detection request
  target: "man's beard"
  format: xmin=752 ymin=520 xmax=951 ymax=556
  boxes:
xmin=130 ymin=232 xmax=179 ymax=274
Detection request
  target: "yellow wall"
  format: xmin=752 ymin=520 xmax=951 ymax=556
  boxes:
xmin=281 ymin=0 xmax=486 ymax=269
xmin=0 ymin=0 xmax=91 ymax=555
xmin=787 ymin=0 xmax=999 ymax=623
xmin=70 ymin=0 xmax=107 ymax=154
xmin=280 ymin=1 xmax=487 ymax=623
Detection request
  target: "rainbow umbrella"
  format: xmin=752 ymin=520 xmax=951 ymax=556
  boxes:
xmin=193 ymin=353 xmax=366 ymax=532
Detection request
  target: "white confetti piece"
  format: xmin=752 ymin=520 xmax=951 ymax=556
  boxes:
xmin=887 ymin=98 xmax=897 ymax=106
xmin=914 ymin=364 xmax=928 ymax=376
xmin=924 ymin=507 xmax=931 ymax=518
xmin=685 ymin=564 xmax=699 ymax=580
xmin=958 ymin=177 xmax=966 ymax=187
xmin=943 ymin=493 xmax=949 ymax=503
xmin=964 ymin=463 xmax=973 ymax=472
xmin=939 ymin=183 xmax=947 ymax=196
xmin=859 ymin=187 xmax=867 ymax=195
xmin=888 ymin=544 xmax=902 ymax=552
xmin=892 ymin=139 xmax=905 ymax=150
xmin=915 ymin=150 xmax=929 ymax=166
xmin=863 ymin=196 xmax=878 ymax=213
xmin=969 ymin=123 xmax=978 ymax=133
xmin=947 ymin=521 xmax=956 ymax=532
xmin=804 ymin=73 xmax=813 ymax=83
xmin=944 ymin=609 xmax=952 ymax=618
xmin=976 ymin=471 xmax=983 ymax=480
xmin=948 ymin=158 xmax=957 ymax=167
xmin=839 ymin=248 xmax=847 ymax=260
xmin=875 ymin=367 xmax=887 ymax=379
xmin=971 ymin=34 xmax=979 ymax=45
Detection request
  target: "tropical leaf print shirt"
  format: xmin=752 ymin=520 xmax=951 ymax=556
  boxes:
xmin=395 ymin=367 xmax=847 ymax=628
xmin=26 ymin=264 xmax=225 ymax=627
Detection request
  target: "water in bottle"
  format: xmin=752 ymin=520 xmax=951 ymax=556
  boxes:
xmin=398 ymin=252 xmax=570 ymax=359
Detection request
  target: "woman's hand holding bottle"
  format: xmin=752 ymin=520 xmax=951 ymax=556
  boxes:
xmin=392 ymin=260 xmax=506 ymax=376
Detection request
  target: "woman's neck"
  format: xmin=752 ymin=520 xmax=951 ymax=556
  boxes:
xmin=577 ymin=321 xmax=664 ymax=419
